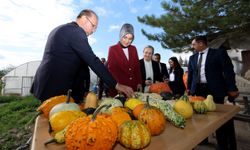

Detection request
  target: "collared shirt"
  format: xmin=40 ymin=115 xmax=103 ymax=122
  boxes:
xmin=144 ymin=59 xmax=154 ymax=81
xmin=198 ymin=48 xmax=209 ymax=83
xmin=122 ymin=47 xmax=129 ymax=60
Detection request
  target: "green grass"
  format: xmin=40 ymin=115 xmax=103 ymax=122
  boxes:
xmin=0 ymin=95 xmax=40 ymax=150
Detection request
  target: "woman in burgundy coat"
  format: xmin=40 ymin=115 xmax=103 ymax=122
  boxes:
xmin=107 ymin=23 xmax=142 ymax=97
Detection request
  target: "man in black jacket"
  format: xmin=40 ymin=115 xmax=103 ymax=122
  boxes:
xmin=188 ymin=35 xmax=239 ymax=150
xmin=153 ymin=53 xmax=169 ymax=81
xmin=30 ymin=9 xmax=134 ymax=103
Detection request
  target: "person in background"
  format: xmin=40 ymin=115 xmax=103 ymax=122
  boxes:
xmin=188 ymin=35 xmax=239 ymax=150
xmin=30 ymin=9 xmax=134 ymax=103
xmin=183 ymin=70 xmax=188 ymax=90
xmin=98 ymin=58 xmax=109 ymax=99
xmin=107 ymin=23 xmax=142 ymax=97
xmin=168 ymin=57 xmax=186 ymax=97
xmin=140 ymin=45 xmax=161 ymax=92
xmin=153 ymin=53 xmax=169 ymax=82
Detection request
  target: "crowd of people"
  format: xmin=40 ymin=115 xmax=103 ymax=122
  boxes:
xmin=30 ymin=9 xmax=239 ymax=150
xmin=95 ymin=23 xmax=187 ymax=98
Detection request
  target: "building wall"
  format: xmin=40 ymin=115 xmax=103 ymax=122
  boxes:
xmin=242 ymin=50 xmax=250 ymax=76
xmin=227 ymin=49 xmax=243 ymax=75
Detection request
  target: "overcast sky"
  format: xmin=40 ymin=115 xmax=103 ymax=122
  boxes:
xmin=0 ymin=0 xmax=192 ymax=69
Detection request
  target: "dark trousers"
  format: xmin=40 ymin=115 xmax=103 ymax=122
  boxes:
xmin=195 ymin=83 xmax=237 ymax=150
xmin=216 ymin=119 xmax=237 ymax=150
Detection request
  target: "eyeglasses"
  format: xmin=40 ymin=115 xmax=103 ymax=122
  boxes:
xmin=85 ymin=16 xmax=96 ymax=29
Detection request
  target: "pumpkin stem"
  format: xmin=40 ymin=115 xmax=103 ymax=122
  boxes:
xmin=91 ymin=104 xmax=111 ymax=121
xmin=181 ymin=95 xmax=189 ymax=102
xmin=25 ymin=111 xmax=42 ymax=130
xmin=44 ymin=138 xmax=57 ymax=145
xmin=137 ymin=85 xmax=142 ymax=93
xmin=145 ymin=95 xmax=151 ymax=108
xmin=66 ymin=89 xmax=72 ymax=103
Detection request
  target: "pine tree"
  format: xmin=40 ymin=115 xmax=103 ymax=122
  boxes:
xmin=138 ymin=0 xmax=250 ymax=52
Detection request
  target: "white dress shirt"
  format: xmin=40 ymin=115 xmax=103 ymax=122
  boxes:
xmin=198 ymin=48 xmax=209 ymax=83
xmin=122 ymin=47 xmax=129 ymax=60
xmin=144 ymin=60 xmax=154 ymax=81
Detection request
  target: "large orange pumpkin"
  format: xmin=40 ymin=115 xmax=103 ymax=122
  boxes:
xmin=138 ymin=96 xmax=166 ymax=136
xmin=149 ymin=82 xmax=172 ymax=94
xmin=65 ymin=105 xmax=118 ymax=150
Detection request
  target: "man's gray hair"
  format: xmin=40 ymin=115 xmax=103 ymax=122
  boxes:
xmin=143 ymin=45 xmax=154 ymax=54
xmin=77 ymin=9 xmax=98 ymax=19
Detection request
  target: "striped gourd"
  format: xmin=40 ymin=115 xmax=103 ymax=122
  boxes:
xmin=118 ymin=120 xmax=151 ymax=149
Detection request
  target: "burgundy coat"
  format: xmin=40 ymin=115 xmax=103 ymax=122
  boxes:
xmin=107 ymin=43 xmax=142 ymax=96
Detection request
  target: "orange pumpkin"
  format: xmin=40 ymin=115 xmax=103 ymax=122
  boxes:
xmin=111 ymin=107 xmax=131 ymax=127
xmin=36 ymin=90 xmax=75 ymax=118
xmin=188 ymin=95 xmax=205 ymax=103
xmin=25 ymin=90 xmax=74 ymax=129
xmin=183 ymin=71 xmax=188 ymax=90
xmin=65 ymin=105 xmax=118 ymax=150
xmin=138 ymin=96 xmax=166 ymax=136
xmin=133 ymin=103 xmax=145 ymax=118
xmin=149 ymin=82 xmax=172 ymax=94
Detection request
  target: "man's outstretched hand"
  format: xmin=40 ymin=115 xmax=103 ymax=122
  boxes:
xmin=115 ymin=83 xmax=135 ymax=98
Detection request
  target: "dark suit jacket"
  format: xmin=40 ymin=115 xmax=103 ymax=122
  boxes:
xmin=188 ymin=48 xmax=238 ymax=98
xmin=139 ymin=59 xmax=161 ymax=92
xmin=168 ymin=67 xmax=185 ymax=96
xmin=159 ymin=62 xmax=169 ymax=79
xmin=30 ymin=22 xmax=117 ymax=102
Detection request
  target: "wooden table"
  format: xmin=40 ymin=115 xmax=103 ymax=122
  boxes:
xmin=31 ymin=104 xmax=240 ymax=150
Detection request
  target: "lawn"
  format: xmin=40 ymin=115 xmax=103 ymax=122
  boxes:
xmin=0 ymin=95 xmax=40 ymax=150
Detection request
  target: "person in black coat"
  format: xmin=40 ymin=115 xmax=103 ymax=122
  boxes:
xmin=30 ymin=9 xmax=134 ymax=103
xmin=139 ymin=45 xmax=161 ymax=92
xmin=153 ymin=53 xmax=169 ymax=81
xmin=168 ymin=57 xmax=186 ymax=97
xmin=188 ymin=35 xmax=239 ymax=150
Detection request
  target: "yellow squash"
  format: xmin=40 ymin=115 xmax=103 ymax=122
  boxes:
xmin=174 ymin=95 xmax=193 ymax=119
xmin=204 ymin=95 xmax=216 ymax=111
xmin=124 ymin=98 xmax=143 ymax=110
xmin=49 ymin=110 xmax=86 ymax=133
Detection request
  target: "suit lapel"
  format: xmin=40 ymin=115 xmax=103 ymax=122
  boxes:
xmin=140 ymin=59 xmax=146 ymax=80
xmin=194 ymin=53 xmax=199 ymax=68
xmin=205 ymin=48 xmax=212 ymax=68
xmin=117 ymin=43 xmax=129 ymax=63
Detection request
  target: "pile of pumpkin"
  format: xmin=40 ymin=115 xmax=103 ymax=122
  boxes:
xmin=33 ymin=83 xmax=217 ymax=150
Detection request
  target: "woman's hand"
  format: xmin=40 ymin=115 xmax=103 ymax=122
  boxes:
xmin=145 ymin=79 xmax=152 ymax=86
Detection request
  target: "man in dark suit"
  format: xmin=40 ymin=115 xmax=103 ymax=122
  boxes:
xmin=188 ymin=36 xmax=239 ymax=150
xmin=30 ymin=9 xmax=134 ymax=103
xmin=153 ymin=53 xmax=169 ymax=81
